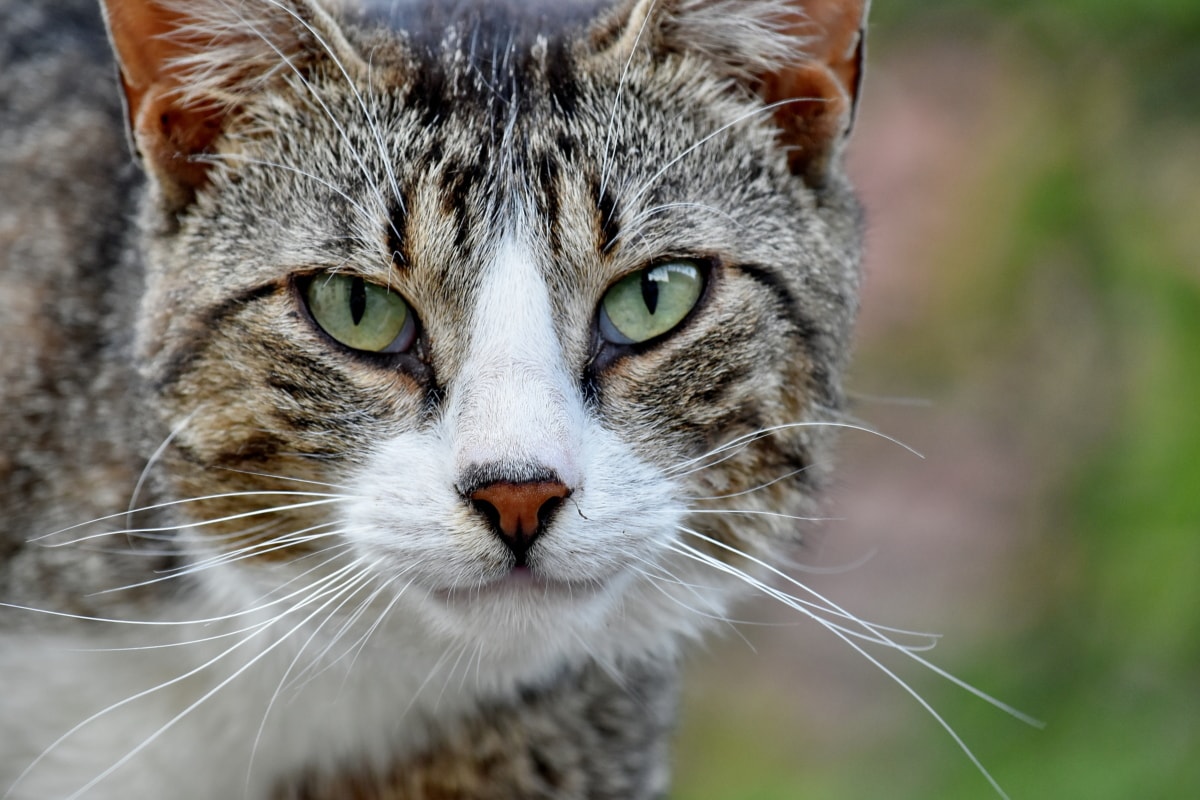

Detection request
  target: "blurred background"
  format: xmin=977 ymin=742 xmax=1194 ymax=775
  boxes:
xmin=675 ymin=2 xmax=1200 ymax=798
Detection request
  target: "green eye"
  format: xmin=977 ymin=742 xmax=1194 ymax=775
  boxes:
xmin=304 ymin=274 xmax=415 ymax=353
xmin=599 ymin=261 xmax=705 ymax=345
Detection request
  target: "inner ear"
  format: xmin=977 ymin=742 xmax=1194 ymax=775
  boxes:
xmin=593 ymin=0 xmax=869 ymax=186
xmin=757 ymin=0 xmax=868 ymax=184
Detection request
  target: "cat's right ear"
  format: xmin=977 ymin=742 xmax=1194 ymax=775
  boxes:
xmin=598 ymin=0 xmax=869 ymax=187
xmin=100 ymin=0 xmax=359 ymax=212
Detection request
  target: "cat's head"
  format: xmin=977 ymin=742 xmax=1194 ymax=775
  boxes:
xmin=103 ymin=0 xmax=867 ymax=680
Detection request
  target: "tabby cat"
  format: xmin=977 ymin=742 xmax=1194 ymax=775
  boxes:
xmin=0 ymin=0 xmax=873 ymax=797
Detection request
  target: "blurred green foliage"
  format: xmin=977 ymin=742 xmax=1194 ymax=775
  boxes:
xmin=675 ymin=2 xmax=1200 ymax=798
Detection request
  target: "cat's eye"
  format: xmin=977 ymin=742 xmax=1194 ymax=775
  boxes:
xmin=303 ymin=274 xmax=415 ymax=353
xmin=598 ymin=261 xmax=705 ymax=345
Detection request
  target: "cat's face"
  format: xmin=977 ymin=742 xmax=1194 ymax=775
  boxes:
xmin=111 ymin=0 xmax=864 ymax=680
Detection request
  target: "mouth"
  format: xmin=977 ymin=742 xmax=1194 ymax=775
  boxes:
xmin=432 ymin=566 xmax=605 ymax=605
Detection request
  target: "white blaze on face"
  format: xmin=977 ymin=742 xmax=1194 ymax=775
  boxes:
xmin=448 ymin=232 xmax=584 ymax=488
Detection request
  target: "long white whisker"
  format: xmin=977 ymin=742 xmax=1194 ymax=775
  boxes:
xmin=125 ymin=409 xmax=199 ymax=534
xmin=666 ymin=540 xmax=936 ymax=651
xmin=60 ymin=559 xmax=377 ymax=800
xmin=628 ymin=565 xmax=754 ymax=647
xmin=284 ymin=570 xmax=412 ymax=693
xmin=674 ymin=528 xmax=941 ymax=642
xmin=31 ymin=491 xmax=353 ymax=542
xmin=685 ymin=466 xmax=814 ymax=501
xmin=73 ymin=549 xmax=362 ymax=653
xmin=0 ymin=543 xmax=362 ymax=631
xmin=666 ymin=535 xmax=1042 ymax=760
xmin=677 ymin=508 xmax=831 ymax=523
xmin=258 ymin=0 xmax=405 ymax=217
xmin=668 ymin=420 xmax=923 ymax=478
xmin=597 ymin=0 xmax=657 ymax=203
xmin=245 ymin=564 xmax=382 ymax=794
xmin=214 ymin=465 xmax=354 ymax=491
xmin=12 ymin=557 xmax=364 ymax=796
xmin=39 ymin=497 xmax=352 ymax=548
xmin=89 ymin=523 xmax=358 ymax=596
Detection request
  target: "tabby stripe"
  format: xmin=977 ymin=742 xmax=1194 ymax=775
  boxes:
xmin=733 ymin=263 xmax=817 ymax=342
xmin=152 ymin=281 xmax=281 ymax=390
xmin=536 ymin=153 xmax=562 ymax=255
xmin=387 ymin=199 xmax=408 ymax=267
xmin=595 ymin=181 xmax=620 ymax=253
xmin=543 ymin=37 xmax=579 ymax=117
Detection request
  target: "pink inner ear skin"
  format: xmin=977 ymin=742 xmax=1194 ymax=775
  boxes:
xmin=102 ymin=0 xmax=229 ymax=204
xmin=760 ymin=0 xmax=867 ymax=182
xmin=760 ymin=61 xmax=851 ymax=181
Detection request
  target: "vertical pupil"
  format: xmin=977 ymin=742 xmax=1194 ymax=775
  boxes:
xmin=640 ymin=271 xmax=660 ymax=315
xmin=349 ymin=277 xmax=367 ymax=326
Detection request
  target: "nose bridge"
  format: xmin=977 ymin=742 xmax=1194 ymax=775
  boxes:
xmin=450 ymin=235 xmax=582 ymax=485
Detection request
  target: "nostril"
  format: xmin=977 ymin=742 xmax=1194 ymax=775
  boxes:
xmin=471 ymin=497 xmax=502 ymax=532
xmin=536 ymin=495 xmax=563 ymax=528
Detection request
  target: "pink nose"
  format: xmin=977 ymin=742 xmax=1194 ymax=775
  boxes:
xmin=469 ymin=480 xmax=571 ymax=563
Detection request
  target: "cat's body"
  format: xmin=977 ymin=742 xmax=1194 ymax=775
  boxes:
xmin=0 ymin=0 xmax=867 ymax=797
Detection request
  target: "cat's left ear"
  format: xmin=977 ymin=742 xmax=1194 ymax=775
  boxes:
xmin=602 ymin=0 xmax=869 ymax=186
xmin=100 ymin=0 xmax=360 ymax=211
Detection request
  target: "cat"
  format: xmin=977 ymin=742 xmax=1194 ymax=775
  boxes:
xmin=0 ymin=0 xmax=872 ymax=797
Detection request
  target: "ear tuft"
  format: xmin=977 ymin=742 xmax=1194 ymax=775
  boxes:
xmin=100 ymin=0 xmax=348 ymax=210
xmin=605 ymin=0 xmax=869 ymax=185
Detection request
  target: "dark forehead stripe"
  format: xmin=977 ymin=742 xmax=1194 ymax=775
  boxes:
xmin=593 ymin=178 xmax=620 ymax=254
xmin=534 ymin=151 xmax=562 ymax=256
xmin=361 ymin=0 xmax=593 ymax=119
xmin=542 ymin=35 xmax=579 ymax=118
xmin=387 ymin=198 xmax=408 ymax=267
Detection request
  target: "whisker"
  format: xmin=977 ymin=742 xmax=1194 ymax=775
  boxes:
xmin=664 ymin=536 xmax=1042 ymax=796
xmin=628 ymin=566 xmax=754 ymax=648
xmin=0 ymin=544 xmax=362 ymax=631
xmin=676 ymin=508 xmax=832 ymax=523
xmin=283 ymin=571 xmax=414 ymax=693
xmin=685 ymin=465 xmax=814 ymax=502
xmin=125 ymin=409 xmax=199 ymax=535
xmin=666 ymin=540 xmax=936 ymax=651
xmin=674 ymin=528 xmax=941 ymax=643
xmin=245 ymin=565 xmax=383 ymax=793
xmin=88 ymin=523 xmax=359 ymax=596
xmin=597 ymin=0 xmax=657 ymax=205
xmin=668 ymin=420 xmax=923 ymax=478
xmin=37 ymin=496 xmax=353 ymax=548
xmin=31 ymin=490 xmax=354 ymax=542
xmin=12 ymin=557 xmax=369 ymax=798
xmin=214 ymin=465 xmax=355 ymax=491
xmin=58 ymin=559 xmax=381 ymax=800
xmin=258 ymin=0 xmax=405 ymax=219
